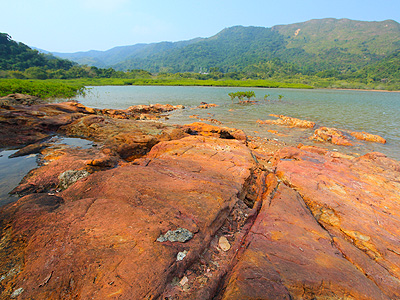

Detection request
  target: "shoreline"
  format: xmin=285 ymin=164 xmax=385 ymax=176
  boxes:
xmin=326 ymin=87 xmax=400 ymax=93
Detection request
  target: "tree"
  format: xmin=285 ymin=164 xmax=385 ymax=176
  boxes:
xmin=228 ymin=92 xmax=236 ymax=103
xmin=9 ymin=70 xmax=25 ymax=79
xmin=244 ymin=91 xmax=255 ymax=101
xmin=228 ymin=91 xmax=256 ymax=103
xmin=24 ymin=67 xmax=48 ymax=79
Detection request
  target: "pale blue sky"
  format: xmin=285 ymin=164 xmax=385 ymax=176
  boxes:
xmin=1 ymin=0 xmax=399 ymax=53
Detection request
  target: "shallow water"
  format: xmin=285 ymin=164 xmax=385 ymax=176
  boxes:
xmin=75 ymin=86 xmax=400 ymax=160
xmin=0 ymin=137 xmax=94 ymax=207
xmin=0 ymin=150 xmax=37 ymax=206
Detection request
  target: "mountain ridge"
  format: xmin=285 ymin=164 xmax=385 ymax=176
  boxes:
xmin=28 ymin=18 xmax=400 ymax=77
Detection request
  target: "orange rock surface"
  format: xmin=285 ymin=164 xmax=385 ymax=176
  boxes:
xmin=0 ymin=134 xmax=256 ymax=299
xmin=221 ymin=147 xmax=400 ymax=299
xmin=1 ymin=98 xmax=400 ymax=299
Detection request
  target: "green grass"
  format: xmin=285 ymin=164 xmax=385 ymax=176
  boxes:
xmin=60 ymin=77 xmax=314 ymax=89
xmin=0 ymin=79 xmax=86 ymax=99
xmin=0 ymin=78 xmax=312 ymax=101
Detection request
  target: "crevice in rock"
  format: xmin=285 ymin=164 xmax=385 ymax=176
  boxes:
xmin=159 ymin=167 xmax=268 ymax=300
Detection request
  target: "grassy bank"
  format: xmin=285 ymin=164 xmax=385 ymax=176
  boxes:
xmin=61 ymin=77 xmax=400 ymax=91
xmin=2 ymin=77 xmax=398 ymax=101
xmin=60 ymin=78 xmax=314 ymax=89
xmin=0 ymin=79 xmax=86 ymax=99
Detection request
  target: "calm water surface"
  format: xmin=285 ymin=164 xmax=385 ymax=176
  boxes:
xmin=76 ymin=86 xmax=400 ymax=160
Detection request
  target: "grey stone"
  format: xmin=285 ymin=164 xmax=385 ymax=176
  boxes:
xmin=11 ymin=288 xmax=24 ymax=298
xmin=58 ymin=170 xmax=90 ymax=190
xmin=176 ymin=250 xmax=188 ymax=261
xmin=157 ymin=228 xmax=193 ymax=243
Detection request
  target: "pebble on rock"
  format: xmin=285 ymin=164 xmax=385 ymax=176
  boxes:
xmin=179 ymin=276 xmax=189 ymax=286
xmin=10 ymin=288 xmax=24 ymax=298
xmin=156 ymin=228 xmax=194 ymax=243
xmin=176 ymin=250 xmax=188 ymax=261
xmin=58 ymin=169 xmax=90 ymax=190
xmin=219 ymin=236 xmax=231 ymax=252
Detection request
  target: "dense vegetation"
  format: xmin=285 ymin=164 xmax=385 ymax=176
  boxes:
xmin=0 ymin=79 xmax=86 ymax=99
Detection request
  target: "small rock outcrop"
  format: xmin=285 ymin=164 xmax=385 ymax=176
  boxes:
xmin=184 ymin=122 xmax=247 ymax=141
xmin=0 ymin=93 xmax=43 ymax=107
xmin=351 ymin=130 xmax=386 ymax=144
xmin=310 ymin=126 xmax=354 ymax=146
xmin=196 ymin=102 xmax=219 ymax=109
xmin=257 ymin=114 xmax=316 ymax=128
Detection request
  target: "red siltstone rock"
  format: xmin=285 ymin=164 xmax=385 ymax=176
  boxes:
xmin=0 ymin=135 xmax=256 ymax=299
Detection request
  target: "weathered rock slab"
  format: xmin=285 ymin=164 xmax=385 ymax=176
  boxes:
xmin=0 ymin=135 xmax=256 ymax=299
xmin=221 ymin=183 xmax=392 ymax=299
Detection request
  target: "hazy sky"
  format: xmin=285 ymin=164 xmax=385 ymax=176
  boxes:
xmin=1 ymin=0 xmax=399 ymax=53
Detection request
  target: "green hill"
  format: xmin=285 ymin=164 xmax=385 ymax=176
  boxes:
xmin=49 ymin=18 xmax=400 ymax=79
xmin=272 ymin=18 xmax=400 ymax=72
xmin=53 ymin=38 xmax=204 ymax=69
xmin=112 ymin=26 xmax=289 ymax=73
xmin=107 ymin=18 xmax=400 ymax=75
xmin=2 ymin=18 xmax=400 ymax=90
xmin=0 ymin=33 xmax=73 ymax=71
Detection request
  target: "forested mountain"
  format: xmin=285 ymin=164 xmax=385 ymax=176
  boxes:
xmin=112 ymin=26 xmax=289 ymax=73
xmin=52 ymin=38 xmax=204 ymax=68
xmin=51 ymin=18 xmax=400 ymax=76
xmin=272 ymin=18 xmax=400 ymax=73
xmin=0 ymin=33 xmax=73 ymax=71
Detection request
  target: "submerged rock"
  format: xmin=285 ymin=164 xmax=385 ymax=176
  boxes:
xmin=257 ymin=114 xmax=316 ymax=128
xmin=196 ymin=102 xmax=219 ymax=109
xmin=310 ymin=126 xmax=354 ymax=146
xmin=8 ymin=143 xmax=48 ymax=158
xmin=350 ymin=130 xmax=386 ymax=144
